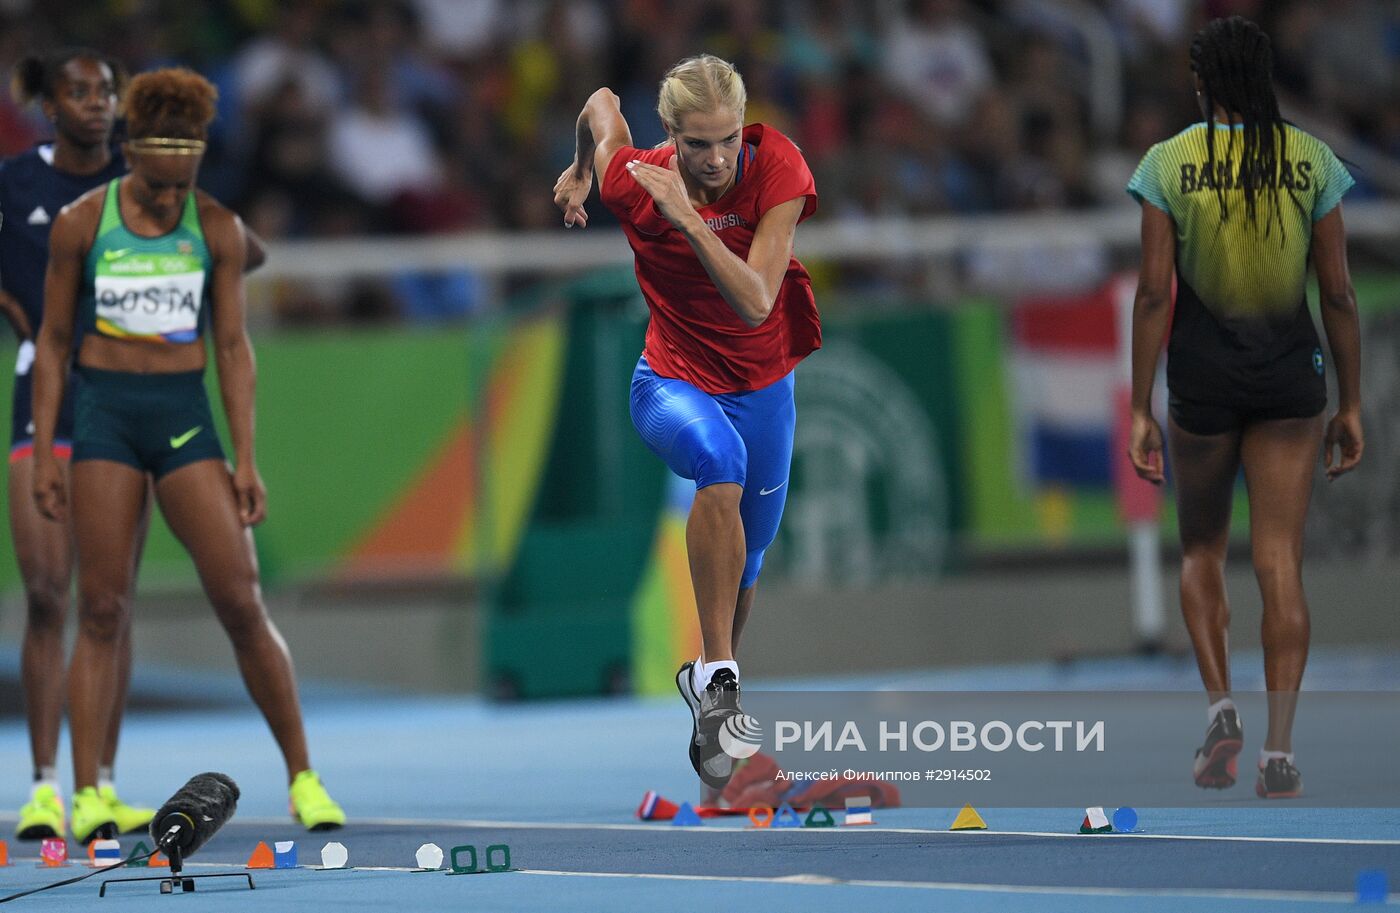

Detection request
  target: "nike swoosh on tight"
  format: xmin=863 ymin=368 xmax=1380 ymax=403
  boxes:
xmin=758 ymin=481 xmax=788 ymax=496
xmin=169 ymin=426 xmax=202 ymax=448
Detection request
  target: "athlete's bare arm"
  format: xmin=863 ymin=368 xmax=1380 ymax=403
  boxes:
xmin=0 ymin=290 xmax=32 ymax=341
xmin=243 ymin=225 xmax=268 ymax=273
xmin=31 ymin=193 xmax=101 ymax=521
xmin=1127 ymin=201 xmax=1176 ymax=484
xmin=203 ymin=196 xmax=266 ymax=526
xmin=626 ymin=155 xmax=804 ymax=328
xmin=553 ymin=88 xmax=633 ymax=228
xmin=1312 ymin=204 xmax=1363 ymax=479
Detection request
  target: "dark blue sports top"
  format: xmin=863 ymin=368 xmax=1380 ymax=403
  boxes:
xmin=0 ymin=144 xmax=127 ymax=336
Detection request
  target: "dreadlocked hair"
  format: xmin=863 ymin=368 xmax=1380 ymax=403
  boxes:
xmin=1189 ymin=16 xmax=1304 ymax=239
xmin=10 ymin=48 xmax=126 ymax=107
xmin=125 ymin=68 xmax=217 ymax=141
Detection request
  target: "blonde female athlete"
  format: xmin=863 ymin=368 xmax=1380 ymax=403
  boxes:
xmin=555 ymin=55 xmax=820 ymax=787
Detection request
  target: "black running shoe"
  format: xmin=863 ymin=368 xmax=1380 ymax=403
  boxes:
xmin=693 ymin=668 xmax=743 ymax=789
xmin=1256 ymin=757 xmax=1303 ymax=799
xmin=1192 ymin=707 xmax=1243 ymax=789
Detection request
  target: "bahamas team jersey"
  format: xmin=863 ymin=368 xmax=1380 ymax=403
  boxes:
xmin=0 ymin=145 xmax=127 ymax=338
xmin=1128 ymin=122 xmax=1353 ymax=401
xmin=601 ymin=123 xmax=821 ymax=394
xmin=1128 ymin=122 xmax=1353 ymax=333
xmin=82 ymin=179 xmax=213 ymax=344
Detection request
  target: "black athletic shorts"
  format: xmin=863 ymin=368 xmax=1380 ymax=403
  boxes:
xmin=1169 ymin=343 xmax=1327 ymax=436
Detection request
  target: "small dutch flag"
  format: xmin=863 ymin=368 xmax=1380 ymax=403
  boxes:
xmin=843 ymin=795 xmax=873 ymax=826
xmin=91 ymin=839 xmax=122 ymax=867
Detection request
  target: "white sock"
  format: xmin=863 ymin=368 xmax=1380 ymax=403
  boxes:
xmin=98 ymin=766 xmax=115 ymax=792
xmin=1207 ymin=697 xmax=1236 ymax=724
xmin=702 ymin=660 xmax=739 ymax=687
xmin=690 ymin=656 xmax=705 ymax=694
xmin=694 ymin=658 xmax=739 ymax=691
xmin=32 ymin=770 xmax=59 ymax=798
xmin=1259 ymin=749 xmax=1294 ymax=767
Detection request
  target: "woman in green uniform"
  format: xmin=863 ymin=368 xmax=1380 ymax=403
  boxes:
xmin=30 ymin=67 xmax=344 ymax=842
xmin=1127 ymin=17 xmax=1364 ymax=799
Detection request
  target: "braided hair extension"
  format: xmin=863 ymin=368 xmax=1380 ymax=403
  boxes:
xmin=1189 ymin=16 xmax=1305 ymax=239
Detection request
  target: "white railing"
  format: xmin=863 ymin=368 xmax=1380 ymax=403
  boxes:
xmin=253 ymin=201 xmax=1400 ymax=284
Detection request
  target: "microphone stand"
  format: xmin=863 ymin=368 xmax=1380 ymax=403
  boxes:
xmin=99 ymin=830 xmax=256 ymax=897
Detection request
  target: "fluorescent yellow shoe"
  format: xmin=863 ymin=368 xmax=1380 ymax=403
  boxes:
xmin=289 ymin=770 xmax=345 ymax=831
xmin=16 ymin=784 xmax=65 ymax=840
xmin=98 ymin=785 xmax=156 ymax=834
xmin=71 ymin=786 xmax=119 ymax=845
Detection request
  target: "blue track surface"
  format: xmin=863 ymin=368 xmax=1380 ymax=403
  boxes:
xmin=1 ymin=647 xmax=1397 ymax=911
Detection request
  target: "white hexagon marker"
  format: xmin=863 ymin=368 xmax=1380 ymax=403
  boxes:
xmin=320 ymin=842 xmax=349 ymax=869
xmin=415 ymin=843 xmax=444 ymax=870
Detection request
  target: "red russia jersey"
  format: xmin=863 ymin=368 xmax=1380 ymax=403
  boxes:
xmin=600 ymin=123 xmax=821 ymax=394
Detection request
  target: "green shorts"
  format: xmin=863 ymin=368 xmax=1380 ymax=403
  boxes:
xmin=73 ymin=366 xmax=225 ymax=480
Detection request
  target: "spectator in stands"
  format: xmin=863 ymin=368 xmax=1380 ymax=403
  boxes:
xmin=327 ymin=63 xmax=440 ymax=208
xmin=232 ymin=1 xmax=341 ymax=120
xmin=881 ymin=0 xmax=994 ymax=128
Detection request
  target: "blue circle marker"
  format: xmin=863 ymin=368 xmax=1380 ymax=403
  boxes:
xmin=1112 ymin=807 xmax=1138 ymax=833
xmin=1356 ymin=869 xmax=1388 ymax=904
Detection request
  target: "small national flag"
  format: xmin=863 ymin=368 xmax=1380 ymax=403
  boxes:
xmin=843 ymin=795 xmax=873 ymax=826
xmin=91 ymin=839 xmax=122 ymax=867
xmin=637 ymin=790 xmax=679 ymax=821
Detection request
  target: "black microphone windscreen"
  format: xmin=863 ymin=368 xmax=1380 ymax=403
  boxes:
xmin=150 ymin=772 xmax=240 ymax=856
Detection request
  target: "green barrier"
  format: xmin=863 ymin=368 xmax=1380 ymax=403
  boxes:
xmin=0 ymin=320 xmax=561 ymax=593
xmin=0 ymin=330 xmax=481 ymax=591
xmin=483 ymin=276 xmax=667 ymax=699
xmin=775 ymin=307 xmax=967 ymax=573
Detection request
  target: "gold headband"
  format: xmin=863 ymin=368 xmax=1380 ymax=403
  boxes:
xmin=127 ymin=137 xmax=206 ymax=155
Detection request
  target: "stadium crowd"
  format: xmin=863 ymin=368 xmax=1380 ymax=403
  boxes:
xmin=0 ymin=0 xmax=1395 ymax=320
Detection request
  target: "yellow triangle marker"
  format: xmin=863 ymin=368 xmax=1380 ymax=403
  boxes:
xmin=950 ymin=804 xmax=988 ymax=831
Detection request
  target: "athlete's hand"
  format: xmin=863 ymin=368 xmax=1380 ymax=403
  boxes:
xmin=0 ymin=290 xmax=33 ymax=341
xmin=626 ymin=155 xmax=694 ymax=227
xmin=231 ymin=462 xmax=267 ymax=526
xmin=32 ymin=455 xmax=66 ymax=523
xmin=553 ymin=164 xmax=592 ymax=228
xmin=1323 ymin=408 xmax=1363 ymax=480
xmin=1128 ymin=411 xmax=1166 ymax=485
